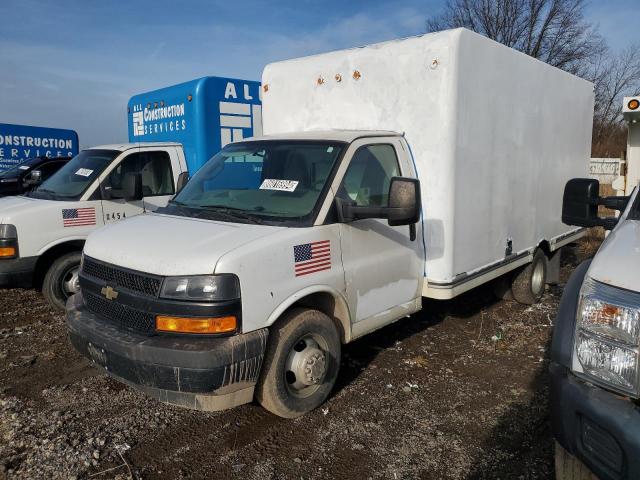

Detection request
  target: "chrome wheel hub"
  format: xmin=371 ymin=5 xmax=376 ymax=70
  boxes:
xmin=285 ymin=335 xmax=328 ymax=396
xmin=62 ymin=267 xmax=80 ymax=297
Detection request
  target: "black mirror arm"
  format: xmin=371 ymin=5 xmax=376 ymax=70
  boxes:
xmin=597 ymin=196 xmax=630 ymax=211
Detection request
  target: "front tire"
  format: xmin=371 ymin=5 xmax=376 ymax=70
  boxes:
xmin=511 ymin=249 xmax=547 ymax=305
xmin=555 ymin=442 xmax=598 ymax=480
xmin=42 ymin=252 xmax=82 ymax=311
xmin=256 ymin=308 xmax=341 ymax=418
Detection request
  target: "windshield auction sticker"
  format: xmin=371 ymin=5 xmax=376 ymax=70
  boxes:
xmin=259 ymin=179 xmax=299 ymax=192
xmin=75 ymin=168 xmax=93 ymax=177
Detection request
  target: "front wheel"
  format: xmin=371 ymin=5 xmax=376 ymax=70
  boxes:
xmin=42 ymin=252 xmax=82 ymax=311
xmin=256 ymin=308 xmax=341 ymax=418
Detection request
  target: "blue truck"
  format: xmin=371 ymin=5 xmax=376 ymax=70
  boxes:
xmin=0 ymin=123 xmax=79 ymax=172
xmin=127 ymin=76 xmax=262 ymax=175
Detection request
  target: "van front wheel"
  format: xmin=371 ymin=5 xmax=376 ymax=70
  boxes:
xmin=42 ymin=252 xmax=82 ymax=311
xmin=256 ymin=308 xmax=341 ymax=418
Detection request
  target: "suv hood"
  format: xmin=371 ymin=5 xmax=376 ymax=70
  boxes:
xmin=588 ymin=219 xmax=640 ymax=293
xmin=83 ymin=213 xmax=285 ymax=276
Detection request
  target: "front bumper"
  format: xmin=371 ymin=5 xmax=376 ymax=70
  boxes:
xmin=0 ymin=256 xmax=37 ymax=287
xmin=66 ymin=293 xmax=268 ymax=411
xmin=551 ymin=362 xmax=640 ymax=480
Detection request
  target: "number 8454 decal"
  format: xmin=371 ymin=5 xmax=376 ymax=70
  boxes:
xmin=105 ymin=212 xmax=127 ymax=221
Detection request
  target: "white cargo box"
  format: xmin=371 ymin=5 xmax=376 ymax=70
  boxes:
xmin=262 ymin=28 xmax=593 ymax=296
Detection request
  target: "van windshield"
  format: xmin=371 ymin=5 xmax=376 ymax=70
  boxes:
xmin=168 ymin=141 xmax=344 ymax=224
xmin=28 ymin=149 xmax=119 ymax=201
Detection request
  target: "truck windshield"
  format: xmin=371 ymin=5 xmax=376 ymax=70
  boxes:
xmin=170 ymin=141 xmax=344 ymax=224
xmin=28 ymin=149 xmax=119 ymax=201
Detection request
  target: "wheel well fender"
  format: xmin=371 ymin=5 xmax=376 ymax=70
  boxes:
xmin=34 ymin=240 xmax=84 ymax=288
xmin=266 ymin=286 xmax=352 ymax=343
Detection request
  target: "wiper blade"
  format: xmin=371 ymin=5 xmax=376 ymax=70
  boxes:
xmin=198 ymin=205 xmax=265 ymax=224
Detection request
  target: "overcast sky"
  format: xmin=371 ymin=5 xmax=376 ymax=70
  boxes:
xmin=1 ymin=0 xmax=638 ymax=147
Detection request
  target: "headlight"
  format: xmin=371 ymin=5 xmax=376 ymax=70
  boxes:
xmin=0 ymin=224 xmax=18 ymax=259
xmin=572 ymin=276 xmax=640 ymax=397
xmin=160 ymin=274 xmax=240 ymax=301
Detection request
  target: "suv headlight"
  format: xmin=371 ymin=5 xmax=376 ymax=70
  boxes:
xmin=572 ymin=276 xmax=640 ymax=397
xmin=160 ymin=274 xmax=240 ymax=301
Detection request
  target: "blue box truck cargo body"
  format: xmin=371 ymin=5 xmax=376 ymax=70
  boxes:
xmin=0 ymin=123 xmax=79 ymax=171
xmin=127 ymin=76 xmax=262 ymax=175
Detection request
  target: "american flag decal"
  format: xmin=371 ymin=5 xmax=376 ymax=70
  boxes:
xmin=294 ymin=240 xmax=331 ymax=277
xmin=62 ymin=207 xmax=96 ymax=227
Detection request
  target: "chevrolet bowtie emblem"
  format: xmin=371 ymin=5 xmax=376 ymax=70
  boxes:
xmin=101 ymin=286 xmax=119 ymax=301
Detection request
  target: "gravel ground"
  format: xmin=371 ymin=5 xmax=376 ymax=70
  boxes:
xmin=0 ymin=241 xmax=595 ymax=479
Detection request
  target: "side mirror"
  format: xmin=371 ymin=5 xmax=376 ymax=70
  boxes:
xmin=24 ymin=170 xmax=42 ymax=187
xmin=176 ymin=172 xmax=189 ymax=193
xmin=387 ymin=177 xmax=421 ymax=226
xmin=562 ymin=178 xmax=629 ymax=230
xmin=123 ymin=172 xmax=143 ymax=201
xmin=336 ymin=176 xmax=421 ymax=227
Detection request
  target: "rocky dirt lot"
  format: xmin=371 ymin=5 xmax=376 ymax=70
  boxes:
xmin=0 ymin=241 xmax=597 ymax=480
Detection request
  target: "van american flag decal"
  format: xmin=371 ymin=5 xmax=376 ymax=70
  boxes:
xmin=62 ymin=207 xmax=96 ymax=227
xmin=293 ymin=240 xmax=331 ymax=276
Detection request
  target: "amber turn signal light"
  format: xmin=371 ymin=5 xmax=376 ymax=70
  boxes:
xmin=0 ymin=247 xmax=16 ymax=258
xmin=156 ymin=315 xmax=236 ymax=334
xmin=628 ymin=99 xmax=640 ymax=111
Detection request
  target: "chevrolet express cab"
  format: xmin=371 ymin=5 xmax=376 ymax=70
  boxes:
xmin=0 ymin=143 xmax=189 ymax=309
xmin=551 ymin=97 xmax=640 ymax=480
xmin=67 ymin=29 xmax=594 ymax=417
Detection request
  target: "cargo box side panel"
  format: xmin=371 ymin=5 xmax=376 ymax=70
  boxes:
xmin=262 ymin=30 xmax=466 ymax=282
xmin=449 ymin=30 xmax=593 ymax=279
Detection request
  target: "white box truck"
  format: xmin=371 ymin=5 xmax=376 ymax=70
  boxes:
xmin=66 ymin=28 xmax=593 ymax=418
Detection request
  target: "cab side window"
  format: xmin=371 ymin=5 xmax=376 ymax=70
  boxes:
xmin=339 ymin=144 xmax=400 ymax=207
xmin=107 ymin=151 xmax=174 ymax=198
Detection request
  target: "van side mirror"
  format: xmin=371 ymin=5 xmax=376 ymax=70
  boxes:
xmin=176 ymin=172 xmax=189 ymax=193
xmin=562 ymin=178 xmax=629 ymax=230
xmin=336 ymin=177 xmax=421 ymax=227
xmin=24 ymin=170 xmax=42 ymax=187
xmin=387 ymin=177 xmax=421 ymax=226
xmin=123 ymin=172 xmax=143 ymax=201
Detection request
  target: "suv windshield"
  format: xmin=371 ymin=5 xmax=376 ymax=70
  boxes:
xmin=29 ymin=149 xmax=119 ymax=201
xmin=169 ymin=141 xmax=344 ymax=224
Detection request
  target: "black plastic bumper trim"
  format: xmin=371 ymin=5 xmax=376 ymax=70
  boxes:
xmin=0 ymin=255 xmax=37 ymax=287
xmin=66 ymin=293 xmax=267 ymax=394
xmin=551 ymin=363 xmax=640 ymax=480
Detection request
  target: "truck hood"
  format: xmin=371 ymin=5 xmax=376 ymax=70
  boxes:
xmin=0 ymin=195 xmax=58 ymax=225
xmin=588 ymin=219 xmax=640 ymax=293
xmin=83 ymin=213 xmax=285 ymax=276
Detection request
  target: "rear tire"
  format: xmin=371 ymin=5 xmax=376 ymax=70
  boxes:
xmin=42 ymin=252 xmax=82 ymax=311
xmin=256 ymin=308 xmax=341 ymax=418
xmin=511 ymin=249 xmax=547 ymax=305
xmin=555 ymin=442 xmax=598 ymax=480
xmin=492 ymin=274 xmax=514 ymax=301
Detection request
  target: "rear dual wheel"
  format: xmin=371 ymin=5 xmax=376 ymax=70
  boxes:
xmin=493 ymin=249 xmax=547 ymax=305
xmin=256 ymin=308 xmax=341 ymax=418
